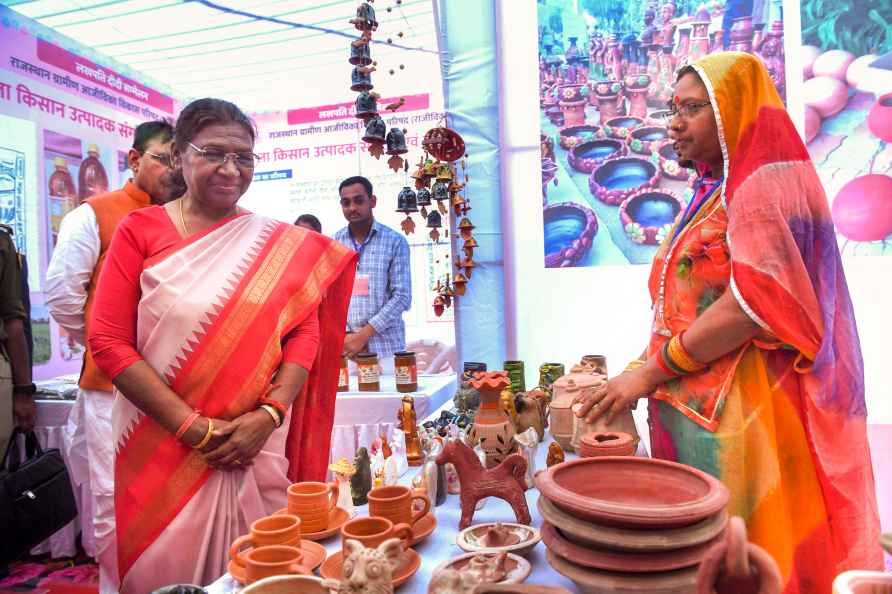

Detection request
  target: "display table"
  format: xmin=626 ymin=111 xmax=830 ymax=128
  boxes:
xmin=328 ymin=374 xmax=456 ymax=469
xmin=206 ymin=404 xmax=583 ymax=592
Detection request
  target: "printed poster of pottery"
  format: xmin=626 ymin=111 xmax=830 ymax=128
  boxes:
xmin=799 ymin=0 xmax=892 ymax=256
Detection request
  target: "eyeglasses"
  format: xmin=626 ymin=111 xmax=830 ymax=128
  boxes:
xmin=661 ymin=101 xmax=712 ymax=121
xmin=143 ymin=150 xmax=172 ymax=168
xmin=340 ymin=196 xmax=368 ymax=207
xmin=187 ymin=141 xmax=258 ymax=170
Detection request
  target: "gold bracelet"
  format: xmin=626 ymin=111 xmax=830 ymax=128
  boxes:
xmin=260 ymin=404 xmax=282 ymax=428
xmin=192 ymin=418 xmax=215 ymax=450
xmin=668 ymin=333 xmax=707 ymax=373
xmin=623 ymin=359 xmax=646 ymax=373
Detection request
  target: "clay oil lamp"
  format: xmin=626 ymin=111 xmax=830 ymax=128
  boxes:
xmin=568 ymin=138 xmax=627 ymax=174
xmin=601 ymin=115 xmax=644 ymax=140
xmin=456 ymin=522 xmax=542 ymax=557
xmin=534 ymin=457 xmax=730 ymax=528
xmin=588 ymin=156 xmax=661 ymax=206
xmin=543 ymin=203 xmax=598 ymax=269
xmin=627 ymin=125 xmax=669 ymax=156
xmin=619 ymin=189 xmax=684 ymax=245
xmin=558 ymin=125 xmax=600 ymax=150
xmin=656 ymin=139 xmax=697 ymax=182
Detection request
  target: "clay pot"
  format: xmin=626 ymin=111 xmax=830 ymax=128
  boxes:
xmin=537 ymin=496 xmax=727 ymax=552
xmin=545 ymin=550 xmax=698 ymax=594
xmin=578 ymin=432 xmax=636 ymax=458
xmin=541 ymin=521 xmax=721 ymax=573
xmin=534 ymin=457 xmax=729 ymax=528
xmin=468 ymin=372 xmax=517 ymax=468
xmin=695 ymin=517 xmax=782 ymax=594
xmin=550 ymin=370 xmax=606 ymax=451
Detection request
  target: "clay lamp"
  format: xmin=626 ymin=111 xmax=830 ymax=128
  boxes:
xmin=458 ymin=217 xmax=475 ymax=240
xmin=588 ymin=156 xmax=660 ymax=206
xmin=568 ymin=138 xmax=627 ymax=174
xmin=619 ymin=189 xmax=684 ymax=245
xmin=396 ymin=186 xmax=418 ymax=235
xmin=426 ymin=210 xmax=443 ymax=242
xmin=463 ymin=237 xmax=478 ymax=258
xmin=627 ymin=125 xmax=669 ymax=156
xmin=601 ymin=115 xmax=644 ymax=140
xmin=361 ymin=115 xmax=387 ymax=159
xmin=453 ymin=273 xmax=468 ymax=296
xmin=558 ymin=124 xmax=600 ymax=150
xmin=543 ymin=202 xmax=598 ymax=268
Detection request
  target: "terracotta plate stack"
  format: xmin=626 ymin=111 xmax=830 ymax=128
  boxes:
xmin=535 ymin=457 xmax=730 ymax=594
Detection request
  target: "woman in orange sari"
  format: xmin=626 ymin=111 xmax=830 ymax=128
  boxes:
xmin=89 ymin=98 xmax=356 ymax=592
xmin=575 ymin=53 xmax=882 ymax=592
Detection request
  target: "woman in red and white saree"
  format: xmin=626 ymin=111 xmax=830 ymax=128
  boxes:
xmin=89 ymin=99 xmax=356 ymax=593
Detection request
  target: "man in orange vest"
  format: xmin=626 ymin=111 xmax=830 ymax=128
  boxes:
xmin=46 ymin=120 xmax=184 ymax=594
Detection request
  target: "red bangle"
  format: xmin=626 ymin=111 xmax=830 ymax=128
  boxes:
xmin=258 ymin=384 xmax=287 ymax=418
xmin=175 ymin=410 xmax=202 ymax=441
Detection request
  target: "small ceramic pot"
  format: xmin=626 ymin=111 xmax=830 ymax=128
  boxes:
xmin=244 ymin=545 xmax=310 ymax=584
xmin=368 ymin=484 xmax=430 ymax=529
xmin=287 ymin=482 xmax=338 ymax=533
xmin=588 ymin=156 xmax=661 ymax=206
xmin=579 ymin=432 xmax=637 ymax=458
xmin=618 ymin=189 xmax=684 ymax=245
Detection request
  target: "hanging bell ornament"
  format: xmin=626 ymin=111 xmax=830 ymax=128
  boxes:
xmin=386 ymin=128 xmax=408 ymax=173
xmin=350 ymin=2 xmax=379 ymax=34
xmin=432 ymin=181 xmax=450 ymax=214
xmin=351 ymin=65 xmax=375 ymax=92
xmin=458 ymin=217 xmax=475 ymax=240
xmin=355 ymin=91 xmax=379 ymax=121
xmin=426 ymin=209 xmax=442 ymax=243
xmin=416 ymin=187 xmax=432 ymax=217
xmin=435 ymin=162 xmax=453 ymax=182
xmin=463 ymin=236 xmax=478 ymax=258
xmin=350 ymin=37 xmax=372 ymax=65
xmin=458 ymin=257 xmax=476 ymax=279
xmin=411 ymin=159 xmax=429 ymax=190
xmin=361 ymin=115 xmax=387 ymax=159
xmin=433 ymin=295 xmax=446 ymax=317
xmin=453 ymin=272 xmax=468 ymax=296
xmin=452 ymin=193 xmax=466 ymax=215
xmin=396 ymin=186 xmax=418 ymax=235
xmin=422 ymin=127 xmax=466 ymax=162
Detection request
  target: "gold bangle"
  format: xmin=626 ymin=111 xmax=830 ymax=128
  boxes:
xmin=668 ymin=334 xmax=706 ymax=373
xmin=623 ymin=359 xmax=646 ymax=373
xmin=192 ymin=418 xmax=215 ymax=450
xmin=260 ymin=404 xmax=282 ymax=428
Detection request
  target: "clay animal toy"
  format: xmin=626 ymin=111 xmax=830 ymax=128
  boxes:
xmin=546 ymin=442 xmax=564 ymax=468
xmin=428 ymin=568 xmax=477 ymax=594
xmin=338 ymin=537 xmax=402 ymax=594
xmin=513 ymin=393 xmax=546 ymax=441
xmin=351 ymin=447 xmax=373 ymax=505
xmin=435 ymin=439 xmax=531 ymax=529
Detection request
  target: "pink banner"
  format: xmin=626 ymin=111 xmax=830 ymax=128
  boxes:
xmin=287 ymin=93 xmax=429 ymax=125
xmin=36 ymin=39 xmax=174 ymax=114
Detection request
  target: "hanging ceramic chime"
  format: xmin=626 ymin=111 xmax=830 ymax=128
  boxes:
xmin=355 ymin=91 xmax=380 ymax=121
xmin=351 ymin=64 xmax=376 ymax=92
xmin=432 ymin=180 xmax=450 ymax=215
xmin=440 ymin=275 xmax=455 ymax=308
xmin=361 ymin=115 xmax=387 ymax=159
xmin=396 ymin=186 xmax=418 ymax=235
xmin=463 ymin=237 xmax=478 ymax=258
xmin=458 ymin=256 xmax=476 ymax=279
xmin=416 ymin=187 xmax=432 ymax=218
xmin=422 ymin=126 xmax=466 ymax=162
xmin=426 ymin=209 xmax=442 ymax=243
xmin=458 ymin=217 xmax=475 ymax=240
xmin=453 ymin=272 xmax=468 ymax=296
xmin=350 ymin=2 xmax=379 ymax=39
xmin=386 ymin=128 xmax=409 ymax=173
xmin=411 ymin=158 xmax=429 ymax=190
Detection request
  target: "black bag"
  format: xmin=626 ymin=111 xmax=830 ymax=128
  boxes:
xmin=0 ymin=429 xmax=77 ymax=565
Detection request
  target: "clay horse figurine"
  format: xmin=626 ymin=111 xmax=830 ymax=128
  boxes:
xmin=435 ymin=438 xmax=531 ymax=529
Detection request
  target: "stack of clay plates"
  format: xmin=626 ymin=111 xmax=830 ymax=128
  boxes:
xmin=535 ymin=457 xmax=730 ymax=594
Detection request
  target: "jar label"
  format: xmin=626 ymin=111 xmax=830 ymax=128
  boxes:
xmin=338 ymin=367 xmax=348 ymax=388
xmin=358 ymin=363 xmax=380 ymax=383
xmin=395 ymin=364 xmax=417 ymax=385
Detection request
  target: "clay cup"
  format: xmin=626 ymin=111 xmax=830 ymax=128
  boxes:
xmin=341 ymin=516 xmax=413 ymax=553
xmin=287 ymin=481 xmax=339 ymax=533
xmin=230 ymin=514 xmax=302 ymax=568
xmin=244 ymin=545 xmax=310 ymax=584
xmin=367 ymin=484 xmax=430 ymax=529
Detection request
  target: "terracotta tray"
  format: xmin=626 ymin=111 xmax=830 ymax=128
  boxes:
xmin=456 ymin=523 xmax=541 ymax=556
xmin=535 ymin=457 xmax=729 ymax=528
xmin=320 ymin=547 xmax=421 ymax=588
xmin=275 ymin=506 xmax=350 ymax=541
xmin=540 ymin=521 xmax=720 ymax=573
xmin=545 ymin=549 xmax=698 ymax=594
xmin=537 ymin=496 xmax=727 ymax=552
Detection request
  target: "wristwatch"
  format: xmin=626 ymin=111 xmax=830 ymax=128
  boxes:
xmin=13 ymin=383 xmax=36 ymax=396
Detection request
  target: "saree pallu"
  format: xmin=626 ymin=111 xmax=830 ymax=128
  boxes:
xmin=646 ymin=52 xmax=881 ymax=594
xmin=112 ymin=214 xmax=355 ymax=592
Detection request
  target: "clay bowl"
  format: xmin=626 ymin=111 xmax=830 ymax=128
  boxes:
xmin=619 ymin=189 xmax=684 ymax=245
xmin=457 ymin=523 xmax=541 ymax=557
xmin=589 ymin=156 xmax=661 ymax=206
xmin=546 ymin=550 xmax=698 ymax=594
xmin=544 ymin=202 xmax=598 ymax=268
xmin=534 ymin=456 xmax=729 ymax=529
xmin=831 ymin=570 xmax=892 ymax=594
xmin=537 ymin=496 xmax=728 ymax=552
xmin=433 ymin=552 xmax=532 ymax=585
xmin=579 ymin=432 xmax=637 ymax=458
xmin=628 ymin=126 xmax=669 ymax=155
xmin=541 ymin=521 xmax=722 ymax=573
xmin=601 ymin=116 xmax=644 ymax=140
xmin=559 ymin=125 xmax=601 ymax=150
xmin=241 ymin=575 xmax=335 ymax=594
xmin=568 ymin=139 xmax=627 ymax=174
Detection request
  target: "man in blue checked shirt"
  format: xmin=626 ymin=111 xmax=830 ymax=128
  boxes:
xmin=333 ymin=176 xmax=411 ymax=364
